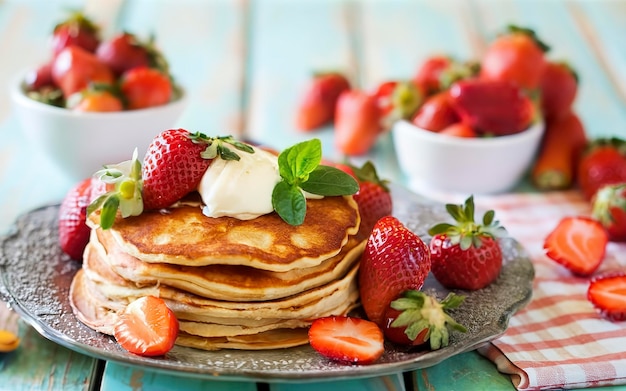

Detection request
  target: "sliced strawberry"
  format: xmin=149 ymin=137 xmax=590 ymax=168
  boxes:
xmin=410 ymin=90 xmax=459 ymax=132
xmin=348 ymin=161 xmax=392 ymax=237
xmin=58 ymin=178 xmax=95 ymax=260
xmin=383 ymin=291 xmax=466 ymax=350
xmin=295 ymin=72 xmax=350 ymax=131
xmin=448 ymin=79 xmax=535 ymax=136
xmin=544 ymin=216 xmax=608 ymax=276
xmin=308 ymin=316 xmax=384 ymax=365
xmin=428 ymin=196 xmax=507 ymax=290
xmin=334 ymin=90 xmax=382 ymax=155
xmin=587 ymin=271 xmax=626 ymax=322
xmin=358 ymin=216 xmax=431 ymax=325
xmin=592 ymin=183 xmax=626 ymax=242
xmin=114 ymin=296 xmax=179 ymax=356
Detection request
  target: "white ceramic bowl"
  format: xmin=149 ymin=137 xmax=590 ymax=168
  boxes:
xmin=10 ymin=72 xmax=188 ymax=181
xmin=392 ymin=119 xmax=545 ymax=195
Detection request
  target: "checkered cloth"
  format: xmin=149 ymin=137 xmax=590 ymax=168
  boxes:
xmin=422 ymin=189 xmax=626 ymax=390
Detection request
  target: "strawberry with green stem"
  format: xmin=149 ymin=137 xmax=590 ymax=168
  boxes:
xmin=358 ymin=216 xmax=431 ymax=325
xmin=348 ymin=161 xmax=393 ymax=237
xmin=592 ymin=183 xmax=626 ymax=242
xmin=428 ymin=196 xmax=507 ymax=290
xmin=384 ymin=290 xmax=466 ymax=350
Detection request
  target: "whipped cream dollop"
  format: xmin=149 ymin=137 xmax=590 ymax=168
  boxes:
xmin=197 ymin=146 xmax=281 ymax=220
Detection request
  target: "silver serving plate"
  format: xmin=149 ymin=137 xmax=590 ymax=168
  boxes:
xmin=0 ymin=185 xmax=533 ymax=383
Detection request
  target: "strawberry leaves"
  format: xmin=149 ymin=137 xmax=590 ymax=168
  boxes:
xmin=272 ymin=138 xmax=359 ymax=225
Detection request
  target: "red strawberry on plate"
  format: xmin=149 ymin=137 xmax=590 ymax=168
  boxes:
xmin=308 ymin=315 xmax=384 ymax=365
xmin=113 ymin=295 xmax=179 ymax=356
xmin=58 ymin=177 xmax=95 ymax=260
xmin=295 ymin=72 xmax=350 ymax=131
xmin=587 ymin=271 xmax=626 ymax=322
xmin=349 ymin=161 xmax=392 ymax=238
xmin=142 ymin=131 xmax=253 ymax=210
xmin=544 ymin=216 xmax=608 ymax=276
xmin=449 ymin=79 xmax=535 ymax=136
xmin=383 ymin=290 xmax=466 ymax=350
xmin=334 ymin=90 xmax=382 ymax=155
xmin=428 ymin=196 xmax=507 ymax=290
xmin=358 ymin=216 xmax=431 ymax=325
xmin=577 ymin=137 xmax=626 ymax=200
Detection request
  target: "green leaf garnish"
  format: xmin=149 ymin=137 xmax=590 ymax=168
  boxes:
xmin=191 ymin=134 xmax=255 ymax=161
xmin=272 ymin=139 xmax=359 ymax=225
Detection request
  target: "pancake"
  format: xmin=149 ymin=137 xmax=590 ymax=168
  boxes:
xmin=87 ymin=195 xmax=359 ymax=271
xmin=90 ymin=227 xmax=365 ymax=302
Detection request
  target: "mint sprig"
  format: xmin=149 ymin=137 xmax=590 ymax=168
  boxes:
xmin=271 ymin=139 xmax=359 ymax=226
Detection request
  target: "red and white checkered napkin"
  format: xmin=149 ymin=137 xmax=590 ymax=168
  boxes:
xmin=463 ymin=190 xmax=626 ymax=390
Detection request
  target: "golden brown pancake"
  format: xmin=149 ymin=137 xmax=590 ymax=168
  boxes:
xmin=89 ymin=227 xmax=365 ymax=302
xmin=87 ymin=196 xmax=359 ymax=271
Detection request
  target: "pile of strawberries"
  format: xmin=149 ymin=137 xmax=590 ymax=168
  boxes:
xmin=294 ymin=25 xmax=573 ymax=156
xmin=24 ymin=11 xmax=177 ymax=112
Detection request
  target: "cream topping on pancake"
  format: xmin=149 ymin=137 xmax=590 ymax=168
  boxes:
xmin=198 ymin=146 xmax=280 ymax=220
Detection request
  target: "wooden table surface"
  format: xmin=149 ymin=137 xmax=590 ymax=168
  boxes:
xmin=0 ymin=0 xmax=624 ymax=390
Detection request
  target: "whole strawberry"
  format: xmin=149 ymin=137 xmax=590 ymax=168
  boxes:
xmin=295 ymin=72 xmax=350 ymax=131
xmin=58 ymin=177 xmax=95 ymax=260
xmin=51 ymin=11 xmax=100 ymax=55
xmin=142 ymin=130 xmax=253 ymax=210
xmin=592 ymin=183 xmax=626 ymax=242
xmin=358 ymin=216 xmax=431 ymax=326
xmin=383 ymin=290 xmax=467 ymax=350
xmin=577 ymin=137 xmax=626 ymax=200
xmin=350 ymin=161 xmax=392 ymax=238
xmin=428 ymin=196 xmax=507 ymax=290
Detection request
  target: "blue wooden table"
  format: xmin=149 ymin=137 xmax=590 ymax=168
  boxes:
xmin=0 ymin=0 xmax=624 ymax=390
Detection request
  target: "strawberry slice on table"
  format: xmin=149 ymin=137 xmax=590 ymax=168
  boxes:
xmin=592 ymin=183 xmax=626 ymax=242
xmin=587 ymin=271 xmax=626 ymax=322
xmin=295 ymin=72 xmax=351 ymax=131
xmin=334 ymin=89 xmax=382 ymax=156
xmin=577 ymin=137 xmax=626 ymax=201
xmin=114 ymin=296 xmax=179 ymax=357
xmin=544 ymin=216 xmax=609 ymax=276
xmin=58 ymin=177 xmax=95 ymax=261
xmin=448 ymin=78 xmax=535 ymax=136
xmin=383 ymin=291 xmax=466 ymax=350
xmin=358 ymin=216 xmax=431 ymax=325
xmin=308 ymin=316 xmax=384 ymax=365
xmin=349 ymin=161 xmax=392 ymax=238
xmin=428 ymin=196 xmax=507 ymax=290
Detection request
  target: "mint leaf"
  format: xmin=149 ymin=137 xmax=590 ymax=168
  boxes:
xmin=273 ymin=138 xmax=362 ymax=226
xmin=278 ymin=139 xmax=322 ymax=183
xmin=300 ymin=165 xmax=359 ymax=196
xmin=272 ymin=181 xmax=307 ymax=226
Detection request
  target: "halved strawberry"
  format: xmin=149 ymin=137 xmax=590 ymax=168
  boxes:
xmin=358 ymin=216 xmax=431 ymax=325
xmin=544 ymin=216 xmax=608 ymax=276
xmin=113 ymin=296 xmax=179 ymax=357
xmin=349 ymin=161 xmax=392 ymax=237
xmin=428 ymin=196 xmax=507 ymax=290
xmin=58 ymin=178 xmax=95 ymax=260
xmin=587 ymin=271 xmax=626 ymax=322
xmin=383 ymin=291 xmax=466 ymax=350
xmin=308 ymin=316 xmax=384 ymax=365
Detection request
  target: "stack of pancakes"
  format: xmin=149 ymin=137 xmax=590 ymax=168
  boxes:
xmin=69 ymin=195 xmax=365 ymax=350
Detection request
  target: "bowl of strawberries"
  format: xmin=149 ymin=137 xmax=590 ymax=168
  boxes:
xmin=10 ymin=11 xmax=187 ymax=181
xmin=392 ymin=77 xmax=544 ymax=195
